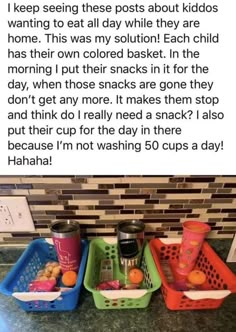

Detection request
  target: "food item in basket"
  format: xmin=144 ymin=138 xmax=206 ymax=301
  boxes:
xmin=121 ymin=283 xmax=140 ymax=290
xmin=187 ymin=269 xmax=206 ymax=286
xmin=29 ymin=279 xmax=56 ymax=292
xmin=36 ymin=261 xmax=61 ymax=281
xmin=62 ymin=270 xmax=78 ymax=287
xmin=96 ymin=280 xmax=120 ymax=290
xmin=128 ymin=267 xmax=144 ymax=284
xmin=99 ymin=259 xmax=113 ymax=282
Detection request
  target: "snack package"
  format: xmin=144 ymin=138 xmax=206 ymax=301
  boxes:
xmin=29 ymin=279 xmax=56 ymax=292
xmin=96 ymin=280 xmax=120 ymax=290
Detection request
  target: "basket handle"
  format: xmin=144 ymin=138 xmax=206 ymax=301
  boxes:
xmin=12 ymin=291 xmax=62 ymax=302
xmin=100 ymin=289 xmax=147 ymax=299
xmin=183 ymin=290 xmax=231 ymax=300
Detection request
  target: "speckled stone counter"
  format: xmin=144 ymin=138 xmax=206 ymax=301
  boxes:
xmin=0 ymin=240 xmax=236 ymax=332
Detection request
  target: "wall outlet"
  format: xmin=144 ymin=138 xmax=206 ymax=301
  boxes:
xmin=0 ymin=197 xmax=35 ymax=232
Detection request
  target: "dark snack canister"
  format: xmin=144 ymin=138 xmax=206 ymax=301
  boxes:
xmin=117 ymin=220 xmax=145 ymax=275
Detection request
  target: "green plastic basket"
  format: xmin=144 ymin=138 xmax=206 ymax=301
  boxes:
xmin=84 ymin=238 xmax=161 ymax=309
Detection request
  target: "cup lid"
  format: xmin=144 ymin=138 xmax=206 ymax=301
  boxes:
xmin=183 ymin=221 xmax=211 ymax=233
xmin=50 ymin=220 xmax=80 ymax=234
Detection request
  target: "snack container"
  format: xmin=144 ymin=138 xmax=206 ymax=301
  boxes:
xmin=0 ymin=238 xmax=88 ymax=311
xmin=150 ymin=238 xmax=236 ymax=310
xmin=84 ymin=238 xmax=161 ymax=309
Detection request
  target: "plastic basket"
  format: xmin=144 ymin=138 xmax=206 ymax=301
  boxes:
xmin=149 ymin=238 xmax=236 ymax=310
xmin=0 ymin=238 xmax=88 ymax=312
xmin=84 ymin=238 xmax=161 ymax=309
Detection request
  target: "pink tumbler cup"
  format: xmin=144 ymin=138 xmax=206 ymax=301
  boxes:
xmin=176 ymin=221 xmax=211 ymax=275
xmin=50 ymin=220 xmax=81 ymax=273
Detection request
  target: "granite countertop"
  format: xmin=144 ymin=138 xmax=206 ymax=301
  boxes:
xmin=0 ymin=240 xmax=236 ymax=332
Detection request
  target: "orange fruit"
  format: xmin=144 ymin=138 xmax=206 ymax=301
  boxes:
xmin=187 ymin=270 xmax=206 ymax=286
xmin=61 ymin=270 xmax=77 ymax=287
xmin=128 ymin=268 xmax=144 ymax=284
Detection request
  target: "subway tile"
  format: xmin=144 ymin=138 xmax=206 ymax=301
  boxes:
xmin=0 ymin=177 xmax=21 ymax=184
xmin=27 ymin=195 xmax=58 ymax=201
xmin=157 ymin=189 xmax=201 ymax=193
xmin=185 ymin=177 xmax=215 ymax=182
xmin=46 ymin=210 xmax=75 ymax=215
xmin=207 ymin=209 xmax=221 ymax=213
xmin=71 ymin=177 xmax=88 ymax=183
xmin=100 ymin=214 xmax=143 ymax=220
xmin=224 ymin=183 xmax=236 ymax=188
xmin=169 ymin=177 xmax=184 ymax=183
xmin=0 ymin=184 xmax=16 ymax=189
xmin=125 ymin=189 xmax=141 ymax=194
xmin=212 ymin=194 xmax=236 ymax=198
xmin=166 ymin=194 xmax=211 ymax=199
xmin=131 ymin=183 xmax=175 ymax=188
xmin=105 ymin=210 xmax=121 ymax=215
xmin=126 ymin=204 xmax=154 ymax=209
xmin=205 ymin=198 xmax=233 ymax=203
xmin=80 ymin=184 xmax=98 ymax=189
xmin=99 ymin=200 xmax=114 ymax=205
xmin=62 ymin=189 xmax=109 ymax=195
xmin=45 ymin=189 xmax=62 ymax=195
xmin=21 ymin=177 xmax=73 ymax=184
xmin=95 ymin=205 xmax=123 ymax=210
xmin=209 ymin=183 xmax=223 ymax=188
xmin=145 ymin=199 xmax=160 ymax=204
xmin=202 ymin=189 xmax=217 ymax=193
xmin=143 ymin=218 xmax=180 ymax=223
xmin=58 ymin=195 xmax=73 ymax=200
xmin=215 ymin=177 xmax=236 ymax=183
xmin=98 ymin=184 xmax=114 ymax=189
xmin=87 ymin=177 xmax=123 ymax=184
xmin=121 ymin=177 xmax=170 ymax=183
xmin=140 ymin=189 xmax=157 ymax=195
xmin=68 ymin=199 xmax=99 ymax=206
xmin=75 ymin=210 xmax=104 ymax=216
xmin=73 ymin=194 xmax=119 ymax=200
xmin=56 ymin=215 xmax=97 ymax=220
xmin=217 ymin=189 xmax=232 ymax=193
xmin=16 ymin=184 xmax=33 ymax=189
xmin=221 ymin=209 xmax=236 ymax=213
xmin=64 ymin=205 xmax=79 ymax=210
xmin=120 ymin=194 xmax=150 ymax=199
xmin=120 ymin=210 xmax=134 ymax=214
xmin=164 ymin=209 xmax=192 ymax=214
xmin=30 ymin=205 xmax=64 ymax=211
xmin=28 ymin=189 xmax=46 ymax=195
xmin=159 ymin=199 xmax=189 ymax=204
xmin=10 ymin=190 xmax=29 ymax=195
xmin=109 ymin=189 xmax=126 ymax=195
xmin=114 ymin=199 xmax=145 ymax=205
xmin=115 ymin=184 xmax=130 ymax=188
xmin=169 ymin=204 xmax=183 ymax=209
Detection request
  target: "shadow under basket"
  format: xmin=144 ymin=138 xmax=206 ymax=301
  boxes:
xmin=149 ymin=238 xmax=236 ymax=311
xmin=84 ymin=238 xmax=161 ymax=309
xmin=0 ymin=239 xmax=88 ymax=312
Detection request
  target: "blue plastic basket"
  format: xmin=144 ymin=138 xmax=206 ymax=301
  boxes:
xmin=0 ymin=238 xmax=88 ymax=311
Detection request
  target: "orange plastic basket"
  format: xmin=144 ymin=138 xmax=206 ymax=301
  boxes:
xmin=150 ymin=238 xmax=236 ymax=310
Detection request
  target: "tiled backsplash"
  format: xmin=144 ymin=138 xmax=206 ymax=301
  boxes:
xmin=0 ymin=176 xmax=236 ymax=245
